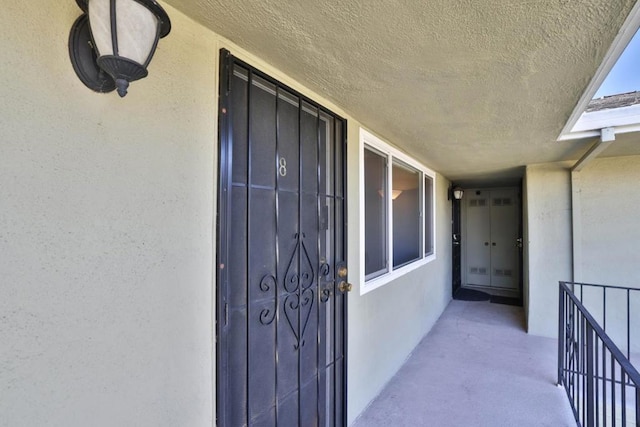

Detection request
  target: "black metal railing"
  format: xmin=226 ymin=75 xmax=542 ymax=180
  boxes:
xmin=558 ymin=281 xmax=640 ymax=426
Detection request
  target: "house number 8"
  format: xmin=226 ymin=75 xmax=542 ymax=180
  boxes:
xmin=279 ymin=158 xmax=287 ymax=177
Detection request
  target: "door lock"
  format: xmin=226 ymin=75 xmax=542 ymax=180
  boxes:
xmin=338 ymin=281 xmax=353 ymax=293
xmin=337 ymin=266 xmax=348 ymax=278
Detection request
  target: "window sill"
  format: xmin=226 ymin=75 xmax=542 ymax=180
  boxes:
xmin=360 ymin=254 xmax=436 ymax=295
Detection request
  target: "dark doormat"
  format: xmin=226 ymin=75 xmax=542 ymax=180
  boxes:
xmin=454 ymin=287 xmax=490 ymax=301
xmin=490 ymin=295 xmax=522 ymax=306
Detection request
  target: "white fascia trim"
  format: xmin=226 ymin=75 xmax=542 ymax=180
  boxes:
xmin=557 ymin=2 xmax=640 ymax=141
xmin=571 ymin=103 xmax=640 ymax=132
xmin=558 ymin=123 xmax=640 ymax=141
xmin=358 ymin=127 xmax=437 ymax=296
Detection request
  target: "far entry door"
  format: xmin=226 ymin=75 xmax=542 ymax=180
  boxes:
xmin=464 ymin=188 xmax=519 ymax=291
xmin=216 ymin=50 xmax=348 ymax=427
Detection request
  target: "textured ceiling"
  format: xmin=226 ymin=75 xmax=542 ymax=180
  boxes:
xmin=165 ymin=0 xmax=638 ymax=183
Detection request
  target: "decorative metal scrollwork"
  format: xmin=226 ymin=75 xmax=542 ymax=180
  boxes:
xmin=259 ymin=274 xmax=277 ymax=325
xmin=319 ymin=263 xmax=332 ymax=304
xmin=320 ymin=263 xmax=330 ymax=278
xmin=282 ymin=233 xmax=316 ymax=350
xmin=320 ymin=287 xmax=332 ymax=303
xmin=257 ymin=233 xmax=323 ymax=350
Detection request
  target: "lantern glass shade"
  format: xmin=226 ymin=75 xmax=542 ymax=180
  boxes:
xmin=69 ymin=0 xmax=171 ymax=97
xmin=453 ymin=187 xmax=464 ymax=200
xmin=89 ymin=0 xmax=159 ymax=66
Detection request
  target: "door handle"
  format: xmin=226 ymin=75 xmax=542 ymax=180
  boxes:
xmin=338 ymin=281 xmax=353 ymax=293
xmin=492 ymin=242 xmax=496 ymax=246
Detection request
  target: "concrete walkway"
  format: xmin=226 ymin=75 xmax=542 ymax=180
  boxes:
xmin=352 ymin=300 xmax=576 ymax=427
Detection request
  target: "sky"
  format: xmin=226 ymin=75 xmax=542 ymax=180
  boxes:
xmin=593 ymin=29 xmax=640 ymax=98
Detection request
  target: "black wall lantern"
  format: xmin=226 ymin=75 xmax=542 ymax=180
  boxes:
xmin=452 ymin=187 xmax=464 ymax=200
xmin=69 ymin=0 xmax=171 ymax=97
xmin=448 ymin=186 xmax=464 ymax=201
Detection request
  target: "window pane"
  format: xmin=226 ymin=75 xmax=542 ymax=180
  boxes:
xmin=424 ymin=175 xmax=434 ymax=256
xmin=392 ymin=161 xmax=421 ymax=268
xmin=364 ymin=148 xmax=388 ymax=278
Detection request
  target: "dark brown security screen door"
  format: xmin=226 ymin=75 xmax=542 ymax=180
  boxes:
xmin=216 ymin=50 xmax=348 ymax=427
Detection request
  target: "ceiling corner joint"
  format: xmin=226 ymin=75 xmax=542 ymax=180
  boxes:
xmin=600 ymin=127 xmax=616 ymax=143
xmin=571 ymin=127 xmax=616 ymax=172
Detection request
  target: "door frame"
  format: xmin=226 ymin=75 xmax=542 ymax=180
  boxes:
xmin=453 ymin=184 xmax=524 ymax=303
xmin=451 ymin=194 xmax=462 ymax=298
xmin=215 ymin=49 xmax=349 ymax=426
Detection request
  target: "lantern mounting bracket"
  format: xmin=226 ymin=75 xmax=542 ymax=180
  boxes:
xmin=69 ymin=13 xmax=117 ymax=94
xmin=75 ymin=0 xmax=88 ymax=12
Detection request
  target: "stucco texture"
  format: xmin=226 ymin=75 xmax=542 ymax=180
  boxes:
xmin=0 ymin=2 xmax=456 ymax=425
xmin=0 ymin=3 xmax=217 ymax=425
xmin=574 ymin=156 xmax=640 ymax=352
xmin=524 ymin=163 xmax=572 ymax=337
xmin=576 ymin=156 xmax=640 ymax=286
xmin=7 ymin=0 xmax=638 ymax=423
xmin=164 ymin=0 xmax=638 ymax=183
xmin=525 ymin=156 xmax=640 ymax=340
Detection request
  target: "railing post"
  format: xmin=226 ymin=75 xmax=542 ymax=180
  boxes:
xmin=585 ymin=322 xmax=595 ymax=427
xmin=558 ymin=282 xmax=640 ymax=427
xmin=636 ymin=387 xmax=640 ymax=427
xmin=558 ymin=282 xmax=565 ymax=386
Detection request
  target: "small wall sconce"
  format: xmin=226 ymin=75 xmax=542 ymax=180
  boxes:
xmin=453 ymin=187 xmax=464 ymax=200
xmin=449 ymin=186 xmax=464 ymax=200
xmin=69 ymin=0 xmax=171 ymax=97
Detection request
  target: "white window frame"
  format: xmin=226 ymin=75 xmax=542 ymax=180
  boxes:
xmin=359 ymin=128 xmax=437 ymax=295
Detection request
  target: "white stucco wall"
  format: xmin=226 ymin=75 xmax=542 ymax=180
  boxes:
xmin=0 ymin=3 xmax=218 ymax=425
xmin=572 ymin=155 xmax=640 ymax=351
xmin=576 ymin=156 xmax=640 ymax=287
xmin=524 ymin=163 xmax=572 ymax=337
xmin=1 ymin=3 xmax=453 ymax=426
xmin=525 ymin=156 xmax=640 ymax=340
